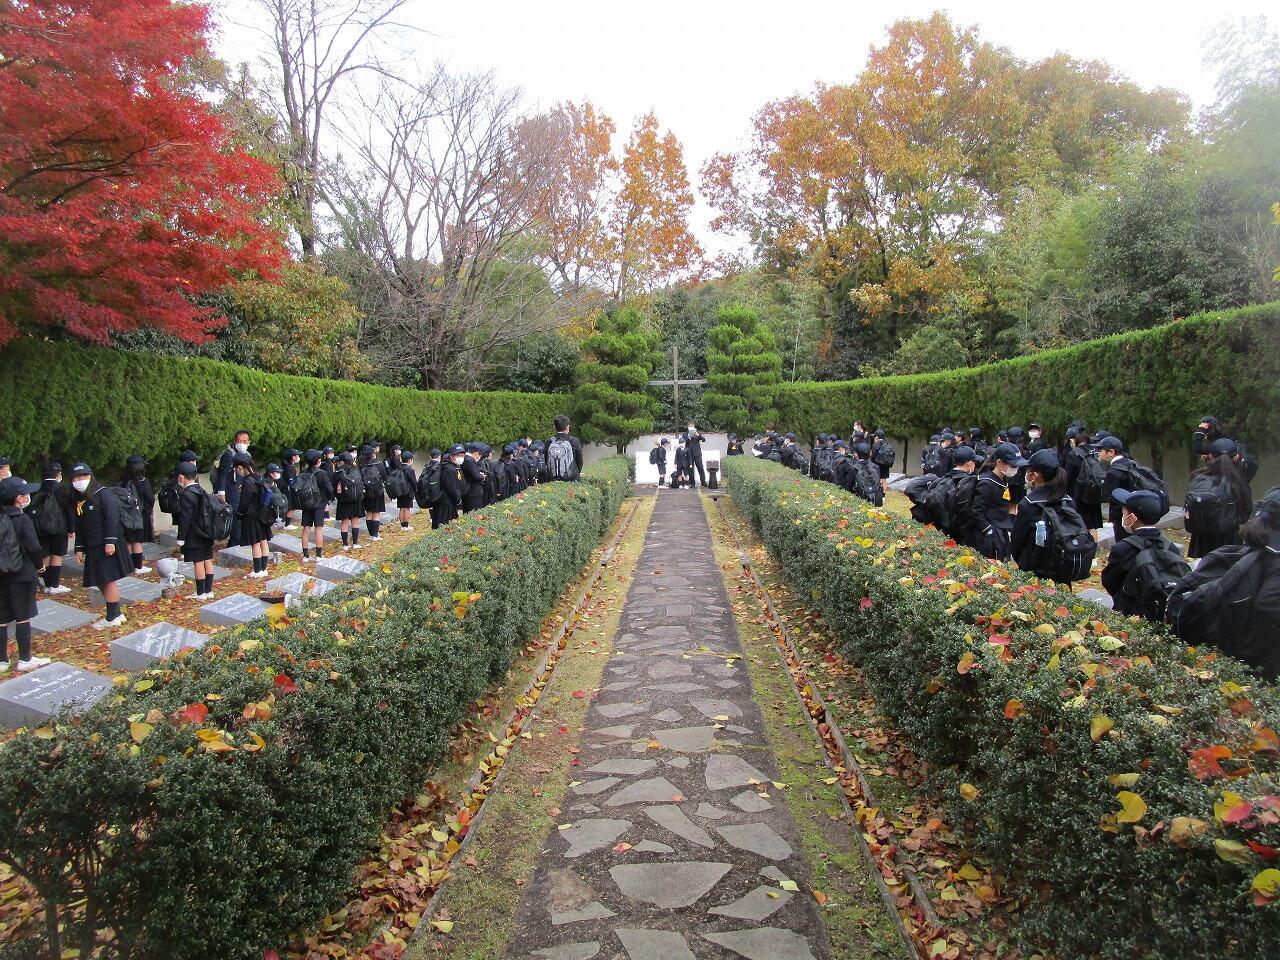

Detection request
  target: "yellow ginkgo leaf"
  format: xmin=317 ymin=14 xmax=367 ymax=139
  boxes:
xmin=959 ymin=783 xmax=980 ymax=802
xmin=132 ymin=679 xmax=154 ymax=693
xmin=1252 ymin=868 xmax=1280 ymax=900
xmin=431 ymin=918 xmax=454 ymax=933
xmin=1107 ymin=773 xmax=1140 ymax=788
xmin=1115 ymin=791 xmax=1147 ymax=824
xmin=1090 ymin=715 xmax=1113 ymax=742
xmin=130 ymin=721 xmax=153 ymax=744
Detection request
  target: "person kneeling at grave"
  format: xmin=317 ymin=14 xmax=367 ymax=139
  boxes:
xmin=0 ymin=475 xmax=52 ymax=672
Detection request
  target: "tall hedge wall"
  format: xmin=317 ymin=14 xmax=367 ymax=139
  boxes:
xmin=775 ymin=303 xmax=1280 ymax=451
xmin=725 ymin=456 xmax=1280 ymax=958
xmin=0 ymin=459 xmax=632 ymax=960
xmin=0 ymin=339 xmax=566 ymax=473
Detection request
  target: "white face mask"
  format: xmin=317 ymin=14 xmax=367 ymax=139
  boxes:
xmin=1029 ymin=431 xmax=1041 ymax=440
xmin=234 ymin=442 xmax=249 ymax=454
xmin=72 ymin=477 xmax=90 ymax=492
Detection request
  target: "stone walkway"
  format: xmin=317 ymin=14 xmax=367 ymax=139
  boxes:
xmin=503 ymin=491 xmax=831 ymax=960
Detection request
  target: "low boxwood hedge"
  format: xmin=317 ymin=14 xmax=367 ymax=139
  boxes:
xmin=0 ymin=338 xmax=566 ymax=474
xmin=0 ymin=458 xmax=631 ymax=960
xmin=774 ymin=302 xmax=1280 ymax=451
xmin=725 ymin=456 xmax=1280 ymax=959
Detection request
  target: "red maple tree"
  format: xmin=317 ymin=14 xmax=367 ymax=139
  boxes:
xmin=0 ymin=0 xmax=285 ymax=346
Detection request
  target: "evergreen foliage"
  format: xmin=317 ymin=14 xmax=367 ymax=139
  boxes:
xmin=702 ymin=304 xmax=783 ymax=433
xmin=571 ymin=307 xmax=660 ymax=451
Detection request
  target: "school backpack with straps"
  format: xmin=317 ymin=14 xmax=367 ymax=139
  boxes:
xmin=1116 ymin=461 xmax=1170 ymax=516
xmin=0 ymin=513 xmax=25 ymax=573
xmin=293 ymin=470 xmax=323 ymax=510
xmin=361 ymin=463 xmax=385 ymax=499
xmin=195 ymin=489 xmax=234 ymax=542
xmin=1167 ymin=548 xmax=1276 ymax=672
xmin=1184 ymin=474 xmax=1238 ymax=537
xmin=267 ymin=483 xmax=289 ymax=525
xmin=109 ymin=486 xmax=145 ymax=534
xmin=28 ymin=489 xmax=67 ymax=537
xmin=921 ymin=444 xmax=943 ymax=475
xmin=790 ymin=452 xmax=810 ymax=475
xmin=1075 ymin=455 xmax=1106 ymax=505
xmin=1122 ymin=539 xmax=1192 ymax=621
xmin=872 ymin=442 xmax=896 ymax=469
xmin=649 ymin=447 xmax=661 ymax=466
xmin=852 ymin=461 xmax=883 ymax=506
xmin=1027 ymin=502 xmax=1097 ymax=584
xmin=416 ymin=462 xmax=444 ymax=507
xmin=337 ymin=467 xmax=364 ymax=505
xmin=547 ymin=436 xmax=576 ymax=480
xmin=384 ymin=466 xmax=412 ymax=500
xmin=157 ymin=477 xmax=181 ymax=515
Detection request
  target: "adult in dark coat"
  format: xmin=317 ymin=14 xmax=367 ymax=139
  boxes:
xmin=1 ymin=475 xmax=50 ymax=670
xmin=68 ymin=463 xmax=132 ymax=629
xmin=214 ymin=430 xmax=251 ymax=546
xmin=684 ymin=422 xmax=708 ymax=487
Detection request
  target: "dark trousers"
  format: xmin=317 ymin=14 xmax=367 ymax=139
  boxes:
xmin=689 ymin=455 xmax=706 ymax=487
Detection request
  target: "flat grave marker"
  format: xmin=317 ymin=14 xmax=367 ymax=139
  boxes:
xmin=262 ymin=572 xmax=336 ymax=599
xmin=0 ymin=662 xmax=112 ymax=730
xmin=199 ymin=593 xmax=271 ymax=628
xmin=314 ymin=555 xmax=369 ymax=583
xmin=110 ymin=622 xmax=212 ymax=670
xmin=89 ymin=577 xmax=162 ymax=608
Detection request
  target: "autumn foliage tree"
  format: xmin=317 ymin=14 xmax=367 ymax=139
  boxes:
xmin=0 ymin=0 xmax=284 ymax=346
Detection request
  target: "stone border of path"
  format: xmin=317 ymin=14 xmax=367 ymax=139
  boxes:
xmin=710 ymin=496 xmax=933 ymax=953
xmin=404 ymin=498 xmax=644 ymax=951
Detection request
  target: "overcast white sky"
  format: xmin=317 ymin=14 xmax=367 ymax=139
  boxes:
xmin=212 ymin=0 xmax=1274 ymax=252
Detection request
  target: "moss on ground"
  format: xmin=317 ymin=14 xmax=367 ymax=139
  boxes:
xmin=406 ymin=495 xmax=655 ymax=960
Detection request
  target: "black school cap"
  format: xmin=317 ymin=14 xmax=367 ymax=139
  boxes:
xmin=1112 ymin=489 xmax=1163 ymax=524
xmin=447 ymin=444 xmax=467 ymax=456
xmin=339 ymin=451 xmax=355 ymax=464
xmin=0 ymin=476 xmax=40 ymax=501
xmin=1097 ymin=436 xmax=1124 ymax=453
xmin=401 ymin=450 xmax=415 ymax=461
xmin=430 ymin=448 xmax=442 ymax=457
xmin=1027 ymin=449 xmax=1060 ymax=475
xmin=951 ymin=445 xmax=976 ymax=464
xmin=991 ymin=443 xmax=1029 ymax=468
xmin=0 ymin=457 xmax=9 ymax=468
xmin=832 ymin=440 xmax=847 ymax=450
xmin=176 ymin=462 xmax=199 ymax=479
xmin=874 ymin=428 xmax=886 ymax=438
xmin=323 ymin=445 xmax=335 ymax=454
xmin=69 ymin=462 xmax=92 ymax=477
xmin=853 ymin=442 xmax=871 ymax=456
xmin=284 ymin=448 xmax=301 ymax=458
xmin=304 ymin=448 xmax=323 ymax=462
xmin=265 ymin=462 xmax=282 ymax=474
xmin=1208 ymin=437 xmax=1238 ymax=457
xmin=179 ymin=449 xmax=200 ymax=462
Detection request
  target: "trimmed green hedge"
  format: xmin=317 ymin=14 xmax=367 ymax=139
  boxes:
xmin=0 ymin=339 xmax=566 ymax=473
xmin=0 ymin=458 xmax=631 ymax=960
xmin=725 ymin=456 xmax=1280 ymax=959
xmin=775 ymin=303 xmax=1280 ymax=451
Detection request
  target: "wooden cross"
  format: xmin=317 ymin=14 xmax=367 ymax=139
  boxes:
xmin=647 ymin=343 xmax=707 ymax=425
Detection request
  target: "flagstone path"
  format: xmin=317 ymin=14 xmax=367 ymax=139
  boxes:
xmin=503 ymin=491 xmax=831 ymax=960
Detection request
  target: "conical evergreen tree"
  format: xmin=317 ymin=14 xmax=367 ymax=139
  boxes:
xmin=572 ymin=307 xmax=661 ymax=452
xmin=702 ymin=303 xmax=782 ymax=434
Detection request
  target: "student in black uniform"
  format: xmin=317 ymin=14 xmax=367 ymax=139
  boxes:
xmin=461 ymin=444 xmax=488 ymax=512
xmin=68 ymin=463 xmax=132 ymax=630
xmin=1169 ymin=486 xmax=1280 ymax=679
xmin=674 ymin=438 xmax=691 ymax=488
xmin=650 ymin=438 xmax=669 ymax=489
xmin=395 ymin=451 xmax=417 ymax=529
xmin=232 ymin=454 xmax=273 ymax=579
xmin=360 ymin=445 xmax=387 ymax=541
xmin=296 ymin=449 xmax=332 ymax=562
xmin=1 ymin=475 xmax=52 ymax=672
xmin=334 ymin=451 xmax=364 ymax=551
xmin=1010 ymin=449 xmax=1095 ymax=584
xmin=1101 ymin=489 xmax=1189 ymax=618
xmin=385 ymin=443 xmax=403 ymax=476
xmin=1186 ymin=437 xmax=1253 ymax=559
xmin=281 ymin=448 xmax=302 ymax=530
xmin=214 ymin=430 xmax=251 ymax=546
xmin=1063 ymin=429 xmax=1104 ymax=541
xmin=546 ymin=415 xmax=584 ymax=482
xmin=29 ymin=462 xmax=71 ymax=595
xmin=320 ymin=445 xmax=337 ymax=524
xmin=120 ymin=454 xmax=155 ymax=575
xmin=501 ymin=444 xmax=522 ymax=497
xmin=174 ymin=462 xmax=218 ymax=600
xmin=437 ymin=445 xmax=468 ymax=527
xmin=1026 ymin=423 xmax=1047 ymax=454
xmin=683 ymin=421 xmax=707 ymax=488
xmin=970 ymin=443 xmax=1026 ymax=560
xmin=726 ymin=434 xmax=744 ymax=456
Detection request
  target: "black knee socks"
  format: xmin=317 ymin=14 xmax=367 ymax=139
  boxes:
xmin=132 ymin=552 xmax=143 ymax=571
xmin=351 ymin=528 xmax=360 ymax=545
xmin=15 ymin=622 xmax=32 ymax=661
xmin=200 ymin=574 xmax=214 ymax=595
xmin=341 ymin=530 xmax=350 ymax=547
xmin=369 ymin=520 xmax=380 ymax=538
xmin=106 ymin=601 xmax=121 ymax=622
xmin=401 ymin=521 xmax=409 ymax=529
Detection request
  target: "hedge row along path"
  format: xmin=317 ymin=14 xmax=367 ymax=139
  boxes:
xmin=492 ymin=490 xmax=835 ymax=960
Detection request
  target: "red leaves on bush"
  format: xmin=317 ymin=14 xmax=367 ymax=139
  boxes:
xmin=859 ymin=597 xmax=874 ymax=611
xmin=174 ymin=702 xmax=208 ymax=725
xmin=1188 ymin=745 xmax=1232 ymax=780
xmin=273 ymin=674 xmax=299 ymax=696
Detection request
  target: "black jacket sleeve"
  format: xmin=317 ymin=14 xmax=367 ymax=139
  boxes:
xmin=215 ymin=450 xmax=235 ymax=498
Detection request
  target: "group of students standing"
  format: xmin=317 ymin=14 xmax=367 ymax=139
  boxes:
xmin=0 ymin=415 xmax=585 ymax=670
xmin=774 ymin=416 xmax=1276 ymax=679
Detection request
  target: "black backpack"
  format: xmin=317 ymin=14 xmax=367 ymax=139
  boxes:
xmin=1184 ymin=474 xmax=1238 ymax=538
xmin=649 ymin=447 xmax=660 ymax=465
xmin=1168 ymin=549 xmax=1272 ymax=658
xmin=947 ymin=474 xmax=980 ymax=541
xmin=384 ymin=467 xmax=412 ymax=500
xmin=29 ymin=489 xmax=67 ymax=537
xmin=1075 ymin=456 xmax=1107 ymax=505
xmin=1029 ymin=502 xmax=1097 ymax=583
xmin=904 ymin=474 xmax=938 ymax=506
xmin=0 ymin=513 xmax=25 ymax=573
xmin=853 ymin=461 xmax=883 ymax=506
xmin=872 ymin=442 xmax=896 ymax=469
xmin=1123 ymin=539 xmax=1192 ymax=621
xmin=293 ymin=470 xmax=323 ymax=510
xmin=921 ymin=444 xmax=943 ymax=474
xmin=1117 ymin=461 xmax=1170 ymax=516
xmin=195 ymin=489 xmax=234 ymax=541
xmin=791 ymin=453 xmax=810 ymax=474
xmin=337 ymin=467 xmax=364 ymax=505
xmin=109 ymin=486 xmax=145 ymax=534
xmin=157 ymin=477 xmax=181 ymax=515
xmin=415 ymin=462 xmax=443 ymax=507
xmin=924 ymin=475 xmax=960 ymax=531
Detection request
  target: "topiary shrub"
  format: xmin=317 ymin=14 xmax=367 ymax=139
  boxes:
xmin=0 ymin=458 xmax=631 ymax=960
xmin=725 ymin=455 xmax=1280 ymax=959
